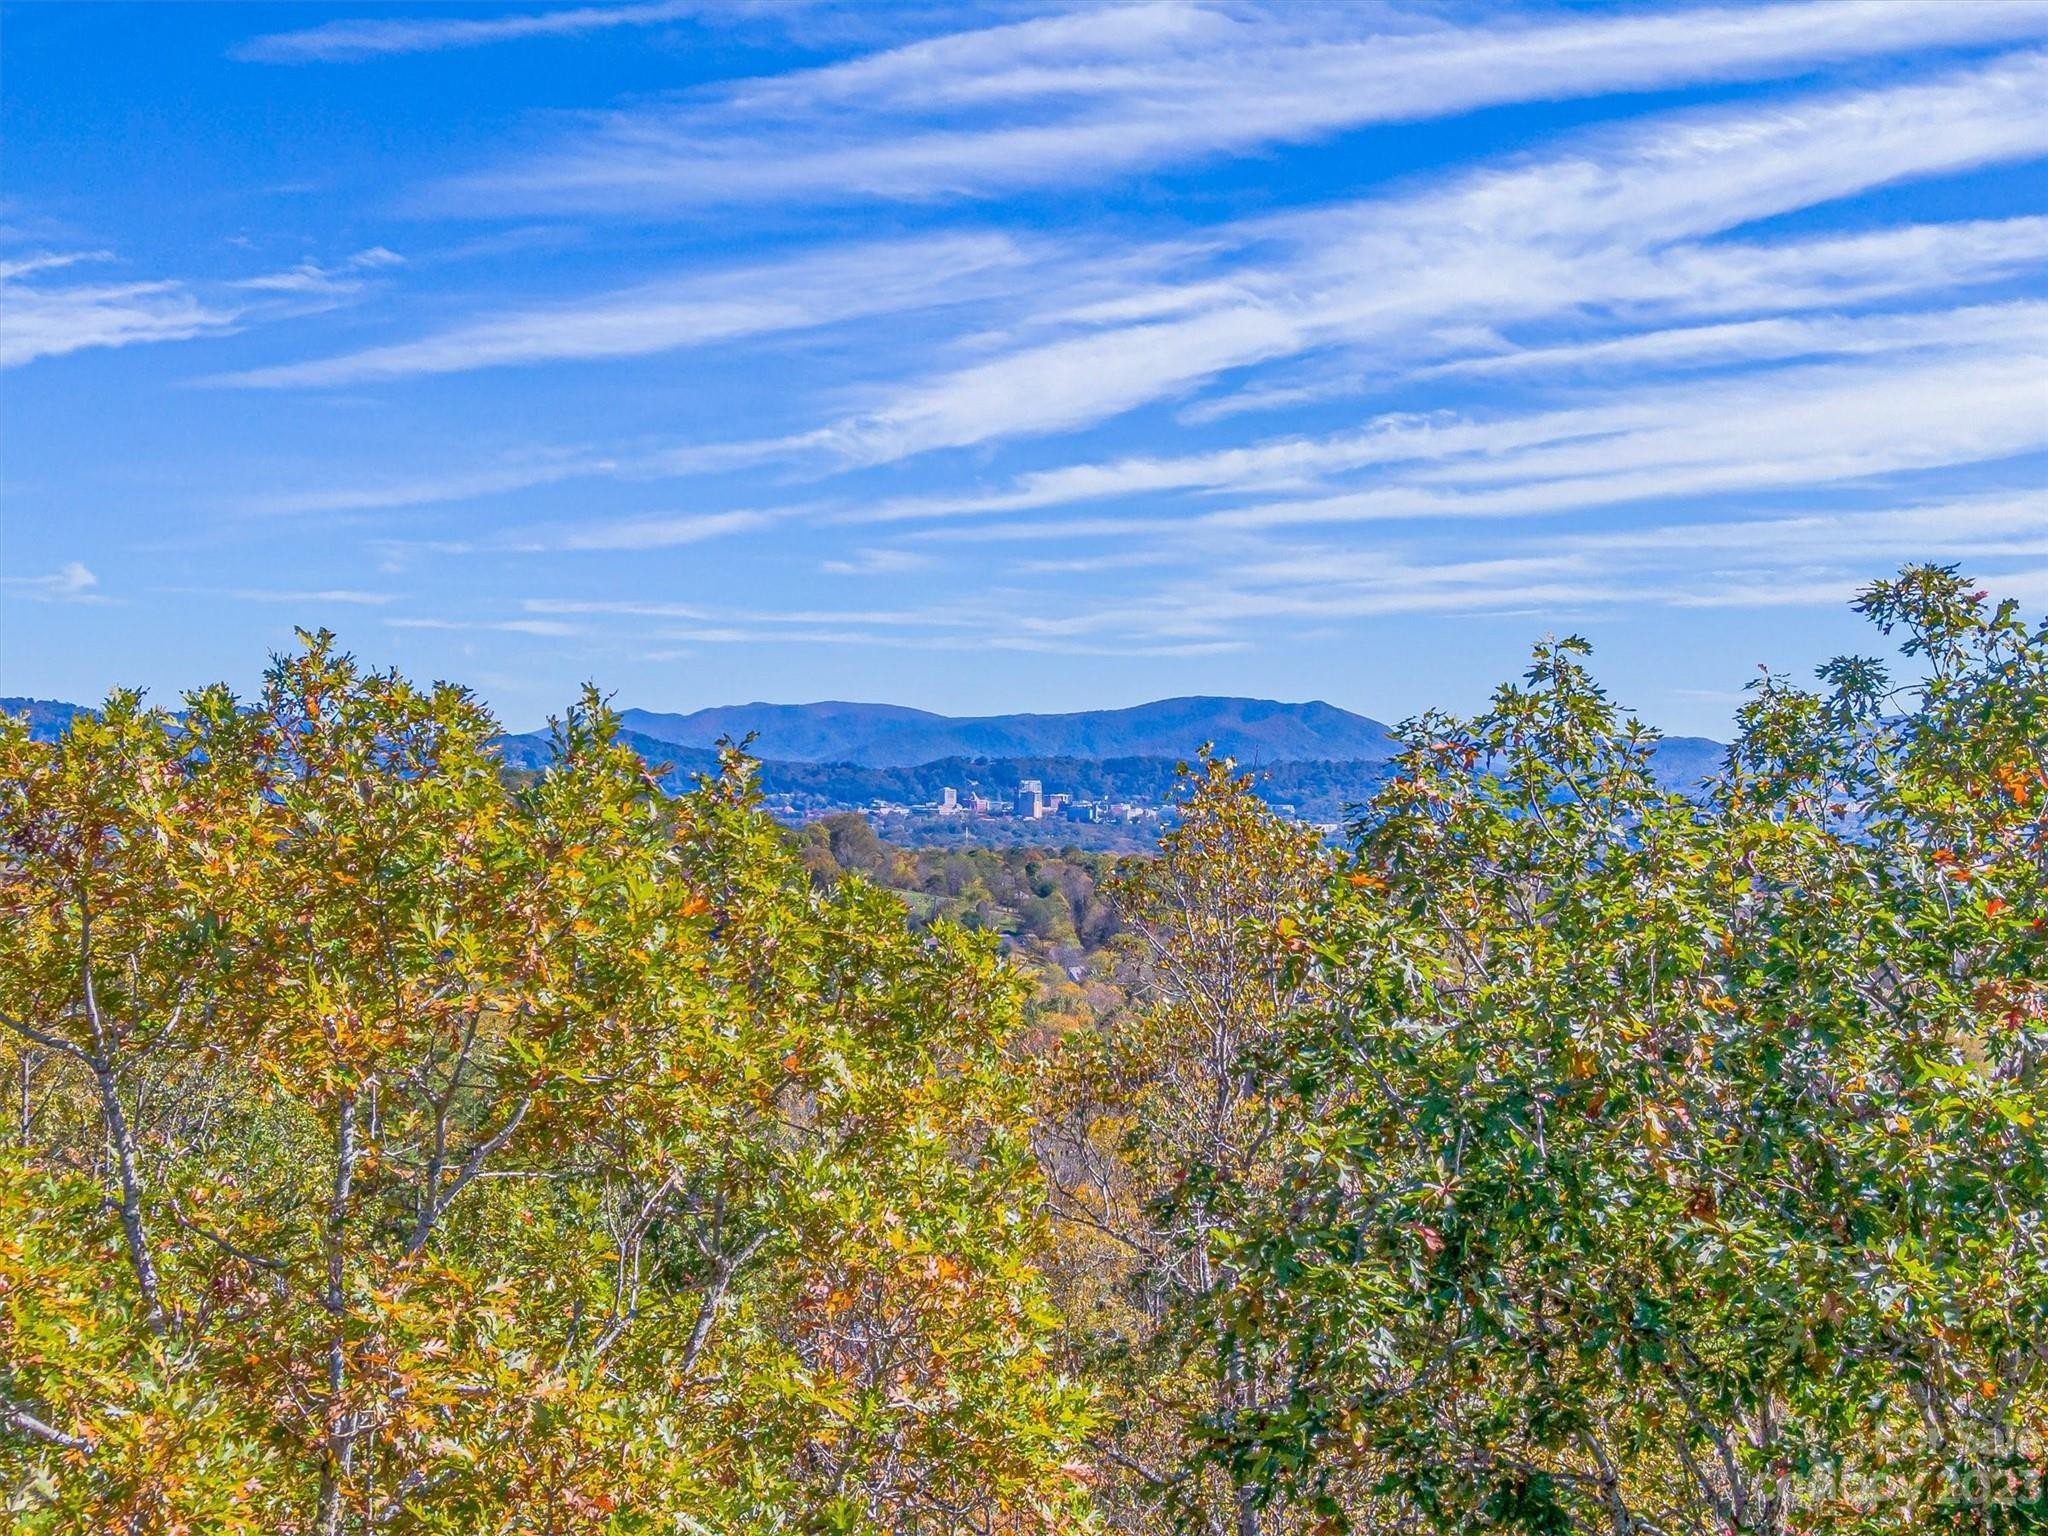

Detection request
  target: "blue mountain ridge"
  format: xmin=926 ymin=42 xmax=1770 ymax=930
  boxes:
xmin=616 ymin=696 xmax=1402 ymax=767
xmin=6 ymin=696 xmax=1724 ymax=799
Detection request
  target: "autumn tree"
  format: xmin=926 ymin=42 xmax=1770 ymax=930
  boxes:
xmin=1036 ymin=754 xmax=1329 ymax=1535
xmin=1190 ymin=570 xmax=2048 ymax=1534
xmin=0 ymin=636 xmax=1095 ymax=1534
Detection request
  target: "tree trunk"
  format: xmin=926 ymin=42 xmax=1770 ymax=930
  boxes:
xmin=91 ymin=1056 xmax=164 ymax=1329
xmin=316 ymin=1090 xmax=359 ymax=1536
xmin=79 ymin=923 xmax=165 ymax=1332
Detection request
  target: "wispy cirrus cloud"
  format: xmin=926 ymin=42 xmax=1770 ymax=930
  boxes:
xmin=506 ymin=593 xmax=991 ymax=653
xmin=485 ymin=488 xmax=2047 ymax=662
xmin=234 ymin=0 xmax=718 ymax=64
xmin=386 ymin=616 xmax=581 ymax=637
xmin=793 ymin=54 xmax=2048 ymax=466
xmin=242 ymin=451 xmax=619 ymax=516
xmin=435 ymin=0 xmax=2048 ymax=211
xmin=821 ymin=547 xmax=934 ymax=576
xmin=193 ymin=587 xmax=405 ymax=606
xmin=124 ymin=8 xmax=2048 ymax=709
xmin=0 ymin=253 xmax=238 ymax=368
xmin=361 ymin=509 xmax=786 ymax=572
xmin=212 ymin=234 xmax=1036 ymax=388
xmin=1176 ymin=218 xmax=2048 ymax=420
xmin=1216 ymin=497 xmax=2048 ymax=603
xmin=532 ymin=596 xmax=978 ymax=629
xmin=231 ymin=51 xmax=2048 ymax=529
xmin=0 ymin=561 xmax=105 ymax=602
xmin=864 ymin=334 xmax=2047 ymax=543
xmin=0 ymin=240 xmax=405 ymax=370
xmin=228 ymin=247 xmax=405 ymax=302
xmin=552 ymin=508 xmax=776 ymax=551
xmin=1412 ymin=295 xmax=2048 ymax=382
xmin=0 ymin=250 xmax=109 ymax=282
xmin=958 ymin=493 xmax=2048 ymax=652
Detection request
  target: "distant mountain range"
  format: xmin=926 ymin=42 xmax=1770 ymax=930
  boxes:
xmin=10 ymin=693 xmax=1393 ymax=765
xmin=5 ymin=695 xmax=1727 ymax=834
xmin=615 ymin=696 xmax=1400 ymax=767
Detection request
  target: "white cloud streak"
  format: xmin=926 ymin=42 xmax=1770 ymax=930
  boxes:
xmin=219 ymin=588 xmax=403 ymax=605
xmin=800 ymin=55 xmax=2048 ymax=464
xmin=386 ymin=617 xmax=581 ymax=637
xmin=0 ymin=258 xmax=239 ymax=368
xmin=1413 ymin=296 xmax=2048 ymax=382
xmin=439 ymin=0 xmax=2048 ymax=210
xmin=963 ymin=494 xmax=2048 ymax=650
xmin=0 ymin=242 xmax=403 ymax=370
xmin=821 ymin=547 xmax=934 ymax=575
xmin=846 ymin=299 xmax=2048 ymax=527
xmin=213 ymin=235 xmax=1035 ymax=388
xmin=243 ymin=453 xmax=618 ymax=516
xmin=554 ymin=509 xmax=774 ymax=550
xmin=235 ymin=0 xmax=713 ymax=63
xmin=0 ymin=562 xmax=103 ymax=602
xmin=488 ymin=490 xmax=2046 ymax=660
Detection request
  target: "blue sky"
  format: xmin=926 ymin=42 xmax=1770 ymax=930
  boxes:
xmin=3 ymin=0 xmax=2045 ymax=735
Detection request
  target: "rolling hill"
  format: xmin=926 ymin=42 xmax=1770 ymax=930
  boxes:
xmin=617 ymin=696 xmax=1400 ymax=767
xmin=0 ymin=698 xmax=92 ymax=739
xmin=489 ymin=727 xmax=724 ymax=780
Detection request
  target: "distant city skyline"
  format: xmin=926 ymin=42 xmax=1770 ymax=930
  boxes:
xmin=4 ymin=1 xmax=2045 ymax=736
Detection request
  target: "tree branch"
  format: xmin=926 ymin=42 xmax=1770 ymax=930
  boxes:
xmin=0 ymin=1392 xmax=94 ymax=1453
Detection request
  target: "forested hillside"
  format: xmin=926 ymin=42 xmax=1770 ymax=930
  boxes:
xmin=614 ymin=696 xmax=1399 ymax=767
xmin=4 ymin=568 xmax=2044 ymax=1534
xmin=492 ymin=735 xmax=1392 ymax=825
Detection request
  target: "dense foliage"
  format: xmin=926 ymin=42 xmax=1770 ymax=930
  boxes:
xmin=1178 ymin=569 xmax=2048 ymax=1534
xmin=0 ymin=638 xmax=1092 ymax=1534
xmin=5 ymin=568 xmax=2043 ymax=1535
